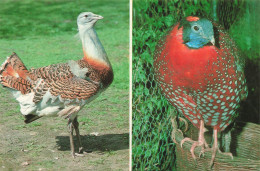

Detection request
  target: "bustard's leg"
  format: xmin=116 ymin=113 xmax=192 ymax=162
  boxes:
xmin=72 ymin=117 xmax=84 ymax=154
xmin=63 ymin=106 xmax=82 ymax=157
xmin=180 ymin=120 xmax=209 ymax=160
xmin=68 ymin=119 xmax=75 ymax=158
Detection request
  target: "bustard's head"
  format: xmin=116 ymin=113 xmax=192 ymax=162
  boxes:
xmin=77 ymin=12 xmax=103 ymax=30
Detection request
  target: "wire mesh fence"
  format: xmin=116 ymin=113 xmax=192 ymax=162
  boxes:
xmin=132 ymin=58 xmax=176 ymax=170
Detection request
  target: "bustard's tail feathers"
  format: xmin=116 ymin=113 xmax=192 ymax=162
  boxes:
xmin=0 ymin=52 xmax=32 ymax=94
xmin=24 ymin=114 xmax=42 ymax=124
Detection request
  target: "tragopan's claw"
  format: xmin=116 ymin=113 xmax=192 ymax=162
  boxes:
xmin=180 ymin=137 xmax=194 ymax=148
xmin=178 ymin=116 xmax=189 ymax=132
xmin=171 ymin=116 xmax=185 ymax=144
xmin=208 ymin=128 xmax=234 ymax=168
xmin=181 ymin=120 xmax=210 ymax=161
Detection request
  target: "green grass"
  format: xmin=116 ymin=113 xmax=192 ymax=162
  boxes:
xmin=0 ymin=0 xmax=129 ymax=102
xmin=0 ymin=0 xmax=129 ymax=38
xmin=36 ymin=160 xmax=55 ymax=168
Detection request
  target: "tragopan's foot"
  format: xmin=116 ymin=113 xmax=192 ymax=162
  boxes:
xmin=180 ymin=120 xmax=209 ymax=160
xmin=180 ymin=137 xmax=209 ymax=160
xmin=200 ymin=146 xmax=233 ymax=167
xmin=207 ymin=128 xmax=233 ymax=168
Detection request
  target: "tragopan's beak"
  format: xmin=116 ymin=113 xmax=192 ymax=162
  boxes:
xmin=94 ymin=14 xmax=103 ymax=20
xmin=210 ymin=36 xmax=215 ymax=46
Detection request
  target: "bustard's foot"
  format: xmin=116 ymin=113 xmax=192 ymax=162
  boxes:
xmin=73 ymin=151 xmax=92 ymax=157
xmin=78 ymin=147 xmax=92 ymax=154
xmin=72 ymin=148 xmax=85 ymax=157
xmin=71 ymin=150 xmax=88 ymax=158
xmin=79 ymin=146 xmax=84 ymax=153
xmin=74 ymin=153 xmax=85 ymax=157
xmin=180 ymin=137 xmax=209 ymax=160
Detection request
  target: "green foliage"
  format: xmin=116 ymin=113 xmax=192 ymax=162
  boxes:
xmin=228 ymin=0 xmax=260 ymax=60
xmin=132 ymin=1 xmax=177 ymax=170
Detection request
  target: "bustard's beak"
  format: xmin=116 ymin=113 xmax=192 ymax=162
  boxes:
xmin=94 ymin=14 xmax=103 ymax=20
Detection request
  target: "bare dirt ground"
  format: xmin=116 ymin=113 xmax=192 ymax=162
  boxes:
xmin=0 ymin=87 xmax=129 ymax=170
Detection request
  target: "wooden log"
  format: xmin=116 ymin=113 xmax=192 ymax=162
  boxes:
xmin=171 ymin=119 xmax=260 ymax=171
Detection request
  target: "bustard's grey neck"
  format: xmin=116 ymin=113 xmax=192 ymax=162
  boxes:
xmin=79 ymin=26 xmax=111 ymax=66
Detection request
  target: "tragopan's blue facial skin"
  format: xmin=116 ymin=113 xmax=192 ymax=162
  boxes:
xmin=183 ymin=18 xmax=214 ymax=49
xmin=186 ymin=33 xmax=210 ymax=49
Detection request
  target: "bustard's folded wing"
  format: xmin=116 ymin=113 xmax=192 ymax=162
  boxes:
xmin=30 ymin=63 xmax=100 ymax=103
xmin=46 ymin=76 xmax=100 ymax=101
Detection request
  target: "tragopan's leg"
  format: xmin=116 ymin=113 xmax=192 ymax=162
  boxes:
xmin=209 ymin=127 xmax=233 ymax=167
xmin=181 ymin=120 xmax=209 ymax=160
xmin=210 ymin=128 xmax=218 ymax=167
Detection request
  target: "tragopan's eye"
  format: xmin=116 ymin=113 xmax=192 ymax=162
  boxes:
xmin=192 ymin=25 xmax=200 ymax=31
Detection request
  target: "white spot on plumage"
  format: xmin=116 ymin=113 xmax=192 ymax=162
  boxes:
xmin=211 ymin=122 xmax=217 ymax=126
xmin=222 ymin=112 xmax=228 ymax=116
xmin=14 ymin=73 xmax=19 ymax=78
xmin=68 ymin=60 xmax=88 ymax=79
xmin=213 ymin=106 xmax=218 ymax=110
xmin=213 ymin=115 xmax=219 ymax=119
xmin=192 ymin=120 xmax=198 ymax=124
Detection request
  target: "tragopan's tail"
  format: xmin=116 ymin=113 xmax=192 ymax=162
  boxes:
xmin=0 ymin=52 xmax=32 ymax=94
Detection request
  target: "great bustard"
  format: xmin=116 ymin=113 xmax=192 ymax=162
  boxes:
xmin=0 ymin=12 xmax=113 ymax=157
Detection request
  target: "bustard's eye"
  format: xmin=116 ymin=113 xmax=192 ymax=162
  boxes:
xmin=84 ymin=15 xmax=88 ymax=17
xmin=192 ymin=25 xmax=200 ymax=31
